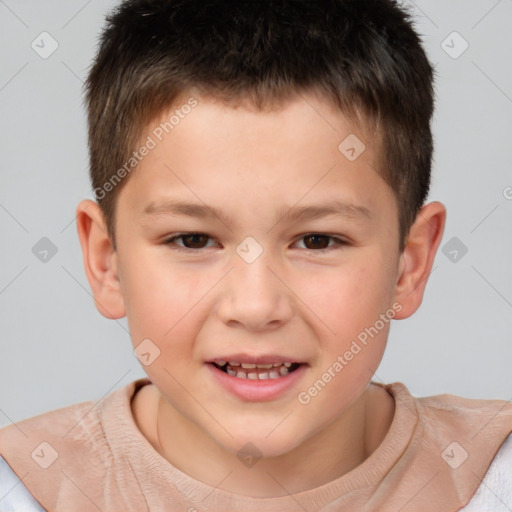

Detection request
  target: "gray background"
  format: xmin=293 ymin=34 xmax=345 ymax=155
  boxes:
xmin=0 ymin=0 xmax=511 ymax=426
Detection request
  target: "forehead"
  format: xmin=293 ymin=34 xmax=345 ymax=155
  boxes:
xmin=118 ymin=92 xmax=394 ymax=227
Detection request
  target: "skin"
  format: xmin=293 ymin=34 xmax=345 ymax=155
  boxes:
xmin=76 ymin=90 xmax=446 ymax=497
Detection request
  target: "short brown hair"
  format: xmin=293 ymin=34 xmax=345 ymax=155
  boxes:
xmin=84 ymin=0 xmax=434 ymax=251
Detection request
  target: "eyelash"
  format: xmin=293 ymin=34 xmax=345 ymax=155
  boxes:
xmin=162 ymin=232 xmax=349 ymax=253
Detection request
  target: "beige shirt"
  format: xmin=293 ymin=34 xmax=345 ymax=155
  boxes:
xmin=1 ymin=378 xmax=512 ymax=512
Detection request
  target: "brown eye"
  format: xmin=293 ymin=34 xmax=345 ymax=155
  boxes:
xmin=164 ymin=232 xmax=215 ymax=250
xmin=178 ymin=233 xmax=210 ymax=248
xmin=294 ymin=234 xmax=348 ymax=251
xmin=302 ymin=234 xmax=331 ymax=250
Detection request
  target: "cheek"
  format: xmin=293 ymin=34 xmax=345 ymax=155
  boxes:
xmin=300 ymin=254 xmax=395 ymax=385
xmin=295 ymin=263 xmax=393 ymax=418
xmin=301 ymin=258 xmax=393 ymax=332
xmin=118 ymin=250 xmax=212 ymax=347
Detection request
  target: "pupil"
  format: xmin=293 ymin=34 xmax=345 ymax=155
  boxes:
xmin=305 ymin=234 xmax=328 ymax=249
xmin=184 ymin=234 xmax=207 ymax=248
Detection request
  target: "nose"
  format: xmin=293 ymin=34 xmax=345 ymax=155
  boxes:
xmin=216 ymin=250 xmax=294 ymax=332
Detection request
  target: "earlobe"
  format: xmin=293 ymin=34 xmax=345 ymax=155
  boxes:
xmin=393 ymin=201 xmax=446 ymax=319
xmin=75 ymin=199 xmax=126 ymax=319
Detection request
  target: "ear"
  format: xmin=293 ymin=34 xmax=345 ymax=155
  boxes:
xmin=393 ymin=201 xmax=446 ymax=319
xmin=75 ymin=199 xmax=126 ymax=319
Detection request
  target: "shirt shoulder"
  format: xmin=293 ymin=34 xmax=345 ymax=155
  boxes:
xmin=0 ymin=455 xmax=46 ymax=511
xmin=0 ymin=379 xmax=151 ymax=512
xmin=459 ymin=432 xmax=512 ymax=511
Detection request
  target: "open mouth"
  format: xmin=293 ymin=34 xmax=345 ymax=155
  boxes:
xmin=211 ymin=361 xmax=302 ymax=380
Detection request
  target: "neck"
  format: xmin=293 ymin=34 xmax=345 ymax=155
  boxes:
xmin=145 ymin=383 xmax=394 ymax=497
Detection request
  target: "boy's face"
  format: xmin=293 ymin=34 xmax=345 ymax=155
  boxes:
xmin=97 ymin=92 xmax=408 ymax=456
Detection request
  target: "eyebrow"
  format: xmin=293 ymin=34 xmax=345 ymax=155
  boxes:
xmin=143 ymin=198 xmax=372 ymax=226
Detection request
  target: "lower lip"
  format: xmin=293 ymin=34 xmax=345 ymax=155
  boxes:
xmin=206 ymin=363 xmax=308 ymax=402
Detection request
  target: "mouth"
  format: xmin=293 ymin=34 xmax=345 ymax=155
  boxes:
xmin=210 ymin=361 xmax=303 ymax=380
xmin=206 ymin=357 xmax=308 ymax=401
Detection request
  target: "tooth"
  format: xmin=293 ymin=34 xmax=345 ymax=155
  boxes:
xmin=269 ymin=370 xmax=280 ymax=379
xmin=236 ymin=371 xmax=247 ymax=379
xmin=256 ymin=363 xmax=274 ymax=369
xmin=273 ymin=363 xmax=281 ymax=367
xmin=217 ymin=360 xmax=226 ymax=366
xmin=279 ymin=366 xmax=289 ymax=376
xmin=258 ymin=372 xmax=269 ymax=380
xmin=284 ymin=362 xmax=292 ymax=368
xmin=247 ymin=372 xmax=258 ymax=380
xmin=241 ymin=363 xmax=256 ymax=369
xmin=229 ymin=361 xmax=241 ymax=366
xmin=226 ymin=367 xmax=237 ymax=376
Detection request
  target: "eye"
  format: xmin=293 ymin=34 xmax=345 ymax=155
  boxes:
xmin=162 ymin=232 xmax=348 ymax=252
xmin=163 ymin=232 xmax=217 ymax=250
xmin=294 ymin=234 xmax=348 ymax=251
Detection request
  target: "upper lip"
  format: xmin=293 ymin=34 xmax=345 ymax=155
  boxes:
xmin=207 ymin=353 xmax=305 ymax=365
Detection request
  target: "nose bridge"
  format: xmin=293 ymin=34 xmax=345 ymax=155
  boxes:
xmin=234 ymin=247 xmax=275 ymax=292
xmin=217 ymin=242 xmax=293 ymax=330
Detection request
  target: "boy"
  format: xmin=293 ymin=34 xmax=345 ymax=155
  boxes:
xmin=1 ymin=0 xmax=511 ymax=510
